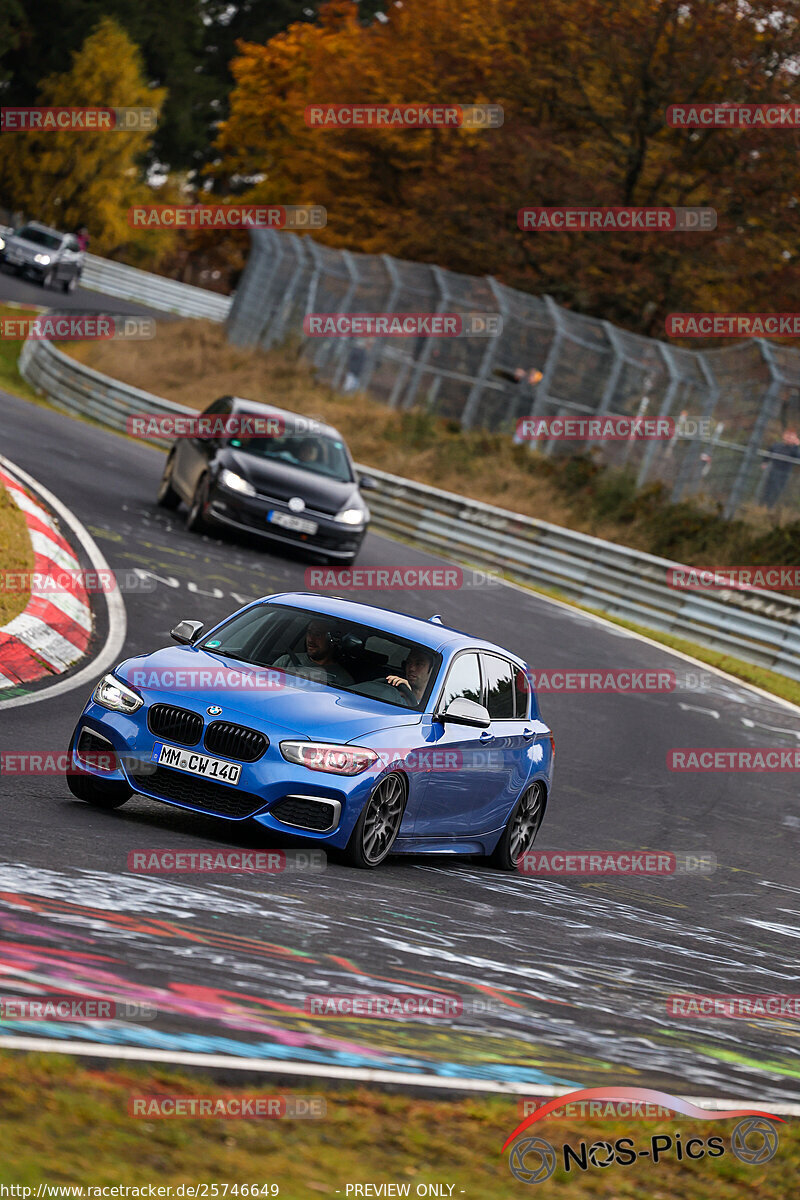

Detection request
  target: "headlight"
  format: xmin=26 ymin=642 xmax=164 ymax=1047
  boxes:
xmin=220 ymin=468 xmax=255 ymax=496
xmin=34 ymin=253 xmax=51 ymax=265
xmin=0 ymin=236 xmax=5 ymax=249
xmin=334 ymin=507 xmax=366 ymax=525
xmin=280 ymin=741 xmax=377 ymax=775
xmin=93 ymin=673 xmax=143 ymax=713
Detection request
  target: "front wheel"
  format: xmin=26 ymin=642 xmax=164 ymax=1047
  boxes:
xmin=66 ymin=771 xmax=131 ymax=809
xmin=489 ymin=781 xmax=545 ymax=871
xmin=63 ymin=271 xmax=78 ymax=293
xmin=157 ymin=453 xmax=181 ymax=509
xmin=41 ymin=269 xmax=54 ymax=288
xmin=345 ymin=772 xmax=407 ymax=868
xmin=185 ymin=475 xmax=210 ymax=531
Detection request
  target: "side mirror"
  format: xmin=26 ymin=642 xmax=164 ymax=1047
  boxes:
xmin=170 ymin=619 xmax=204 ymax=645
xmin=436 ymin=697 xmax=491 ymax=728
xmin=358 ymin=474 xmax=378 ymax=491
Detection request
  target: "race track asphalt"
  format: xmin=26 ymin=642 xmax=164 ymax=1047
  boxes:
xmin=1 ymin=385 xmax=798 ymax=1102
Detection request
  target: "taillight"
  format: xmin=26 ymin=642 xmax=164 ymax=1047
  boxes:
xmin=548 ymin=733 xmax=556 ymax=759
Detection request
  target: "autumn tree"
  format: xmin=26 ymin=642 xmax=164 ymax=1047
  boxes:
xmin=0 ymin=17 xmax=171 ymax=259
xmin=213 ymin=0 xmax=800 ymax=335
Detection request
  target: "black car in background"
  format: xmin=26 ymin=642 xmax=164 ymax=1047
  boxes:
xmin=0 ymin=221 xmax=84 ymax=291
xmin=157 ymin=396 xmax=376 ymax=563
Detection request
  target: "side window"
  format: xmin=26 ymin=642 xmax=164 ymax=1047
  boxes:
xmin=482 ymin=655 xmax=516 ymax=719
xmin=440 ymin=653 xmax=482 ymax=710
xmin=514 ymin=667 xmax=531 ymax=719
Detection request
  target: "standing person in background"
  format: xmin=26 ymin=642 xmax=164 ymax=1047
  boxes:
xmin=75 ymin=225 xmax=90 ymax=252
xmin=761 ymin=428 xmax=800 ymax=510
xmin=495 ymin=365 xmax=544 ymax=443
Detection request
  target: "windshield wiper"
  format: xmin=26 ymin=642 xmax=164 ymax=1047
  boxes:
xmin=201 ymin=647 xmax=253 ymax=664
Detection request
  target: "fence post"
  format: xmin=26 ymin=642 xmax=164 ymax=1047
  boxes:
xmin=520 ymin=295 xmax=565 ymax=454
xmin=460 ymin=276 xmax=504 ymax=430
xmin=357 ymin=254 xmax=401 ymax=395
xmin=329 ymin=250 xmax=360 ymax=389
xmin=635 ymin=343 xmax=681 ymax=488
xmin=388 ymin=265 xmax=447 ymax=409
xmin=262 ymin=234 xmax=309 ymax=349
xmin=669 ymin=354 xmax=720 ymax=503
xmin=723 ymin=339 xmax=783 ymax=519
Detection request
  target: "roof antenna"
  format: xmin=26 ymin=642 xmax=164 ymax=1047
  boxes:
xmin=428 ymin=614 xmax=443 ymax=624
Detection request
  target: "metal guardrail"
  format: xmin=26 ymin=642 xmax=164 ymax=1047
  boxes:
xmin=80 ymin=253 xmax=233 ymax=322
xmin=18 ymin=333 xmax=800 ymax=683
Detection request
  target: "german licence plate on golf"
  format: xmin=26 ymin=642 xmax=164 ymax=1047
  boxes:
xmin=151 ymin=742 xmax=241 ymax=784
xmin=268 ymin=509 xmax=318 ymax=535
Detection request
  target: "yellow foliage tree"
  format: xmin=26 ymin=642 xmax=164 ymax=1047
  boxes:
xmin=0 ymin=17 xmax=170 ymax=259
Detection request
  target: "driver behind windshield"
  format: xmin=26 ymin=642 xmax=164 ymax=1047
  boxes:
xmin=386 ymin=647 xmax=434 ymax=705
xmin=272 ymin=618 xmax=354 ymax=687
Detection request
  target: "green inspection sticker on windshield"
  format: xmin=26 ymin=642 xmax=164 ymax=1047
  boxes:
xmin=206 ymin=639 xmax=221 ymax=647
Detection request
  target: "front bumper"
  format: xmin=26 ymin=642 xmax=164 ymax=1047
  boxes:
xmin=207 ymin=486 xmax=366 ymax=558
xmin=69 ymin=703 xmax=378 ymax=849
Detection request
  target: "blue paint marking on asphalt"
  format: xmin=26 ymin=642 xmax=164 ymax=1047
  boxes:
xmin=0 ymin=1022 xmax=579 ymax=1087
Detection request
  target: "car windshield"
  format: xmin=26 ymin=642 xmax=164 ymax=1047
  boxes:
xmin=227 ymin=429 xmax=354 ymax=483
xmin=199 ymin=605 xmax=441 ymax=711
xmin=16 ymin=226 xmax=62 ymax=249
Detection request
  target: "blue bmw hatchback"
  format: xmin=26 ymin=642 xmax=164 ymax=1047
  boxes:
xmin=66 ymin=594 xmax=554 ymax=869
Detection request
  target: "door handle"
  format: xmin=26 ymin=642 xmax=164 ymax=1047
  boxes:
xmin=479 ymin=730 xmax=494 ymax=742
xmin=522 ymin=727 xmax=535 ymax=740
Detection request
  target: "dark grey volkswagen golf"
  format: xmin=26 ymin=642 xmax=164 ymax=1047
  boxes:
xmin=156 ymin=395 xmax=376 ymax=563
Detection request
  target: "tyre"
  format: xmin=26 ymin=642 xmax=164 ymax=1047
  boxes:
xmin=66 ymin=771 xmax=131 ymax=809
xmin=185 ymin=475 xmax=210 ymax=531
xmin=344 ymin=772 xmax=407 ymax=868
xmin=41 ymin=269 xmax=54 ymax=288
xmin=63 ymin=271 xmax=78 ymax=293
xmin=489 ymin=781 xmax=545 ymax=871
xmin=157 ymin=452 xmax=181 ymax=510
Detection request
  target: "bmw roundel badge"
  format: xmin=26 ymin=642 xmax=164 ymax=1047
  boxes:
xmin=207 ymin=705 xmax=223 ymax=716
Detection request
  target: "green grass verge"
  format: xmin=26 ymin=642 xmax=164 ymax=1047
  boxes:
xmin=0 ymin=303 xmax=45 ymax=406
xmin=0 ymin=464 xmax=33 ymax=626
xmin=0 ymin=1052 xmax=796 ymax=1197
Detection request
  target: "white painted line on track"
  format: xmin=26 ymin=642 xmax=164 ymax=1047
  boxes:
xmin=0 ymin=455 xmax=127 ymax=710
xmin=0 ymin=1036 xmax=797 ymax=1113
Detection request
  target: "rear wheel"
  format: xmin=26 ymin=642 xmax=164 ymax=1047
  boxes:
xmin=345 ymin=772 xmax=407 ymax=868
xmin=489 ymin=781 xmax=545 ymax=871
xmin=157 ymin=452 xmax=181 ymax=509
xmin=41 ymin=269 xmax=54 ymax=288
xmin=63 ymin=271 xmax=78 ymax=293
xmin=66 ymin=771 xmax=131 ymax=809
